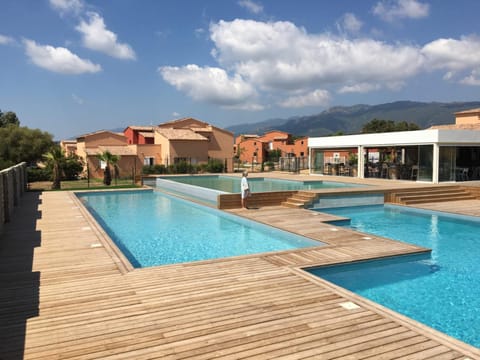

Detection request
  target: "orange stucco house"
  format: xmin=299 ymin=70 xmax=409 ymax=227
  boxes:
xmin=155 ymin=118 xmax=235 ymax=171
xmin=234 ymin=130 xmax=308 ymax=164
xmin=62 ymin=118 xmax=235 ymax=179
xmin=74 ymin=130 xmax=143 ymax=179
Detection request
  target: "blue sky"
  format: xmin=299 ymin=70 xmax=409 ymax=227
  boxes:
xmin=1 ymin=0 xmax=480 ymax=140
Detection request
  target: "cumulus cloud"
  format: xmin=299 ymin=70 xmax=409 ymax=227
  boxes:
xmin=337 ymin=13 xmax=363 ymax=35
xmin=279 ymin=89 xmax=331 ymax=108
xmin=210 ymin=19 xmax=424 ymax=91
xmin=373 ymin=0 xmax=429 ymax=22
xmin=23 ymin=38 xmax=101 ymax=74
xmin=238 ymin=0 xmax=263 ymax=14
xmin=49 ymin=0 xmax=84 ymax=16
xmin=0 ymin=34 xmax=14 ymax=45
xmin=422 ymin=35 xmax=480 ymax=71
xmin=162 ymin=17 xmax=480 ymax=111
xmin=460 ymin=70 xmax=480 ymax=86
xmin=338 ymin=83 xmax=382 ymax=94
xmin=76 ymin=12 xmax=136 ymax=60
xmin=159 ymin=64 xmax=259 ymax=108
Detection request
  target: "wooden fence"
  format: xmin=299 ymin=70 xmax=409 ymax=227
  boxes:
xmin=0 ymin=162 xmax=27 ymax=234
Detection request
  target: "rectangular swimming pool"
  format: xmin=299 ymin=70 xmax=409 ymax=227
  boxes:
xmin=309 ymin=204 xmax=480 ymax=348
xmin=156 ymin=175 xmax=361 ymax=193
xmin=147 ymin=175 xmax=364 ymax=205
xmin=77 ymin=190 xmax=324 ymax=267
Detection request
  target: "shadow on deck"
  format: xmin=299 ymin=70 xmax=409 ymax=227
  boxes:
xmin=0 ymin=192 xmax=42 ymax=359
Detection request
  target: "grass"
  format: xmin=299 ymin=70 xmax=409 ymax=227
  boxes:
xmin=28 ymin=179 xmax=141 ymax=191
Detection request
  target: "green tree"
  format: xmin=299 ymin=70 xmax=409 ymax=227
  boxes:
xmin=0 ymin=110 xmax=20 ymax=127
xmin=394 ymin=121 xmax=420 ymax=131
xmin=43 ymin=146 xmax=64 ymax=190
xmin=63 ymin=154 xmax=84 ymax=180
xmin=267 ymin=149 xmax=282 ymax=162
xmin=0 ymin=124 xmax=54 ymax=169
xmin=97 ymin=150 xmax=120 ymax=185
xmin=362 ymin=119 xmax=420 ymax=133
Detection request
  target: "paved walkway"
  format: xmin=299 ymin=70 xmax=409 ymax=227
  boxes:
xmin=1 ymin=190 xmax=479 ymax=359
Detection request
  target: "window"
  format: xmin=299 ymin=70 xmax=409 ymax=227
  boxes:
xmin=174 ymin=157 xmax=188 ymax=164
xmin=144 ymin=157 xmax=154 ymax=166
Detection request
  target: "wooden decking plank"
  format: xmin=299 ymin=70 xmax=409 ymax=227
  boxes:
xmin=1 ymin=191 xmax=478 ymax=359
xmin=175 ymin=314 xmax=387 ymax=360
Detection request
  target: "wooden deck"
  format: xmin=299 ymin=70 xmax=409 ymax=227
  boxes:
xmin=1 ymin=190 xmax=479 ymax=359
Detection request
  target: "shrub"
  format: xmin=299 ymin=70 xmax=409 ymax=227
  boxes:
xmin=172 ymin=161 xmax=195 ymax=174
xmin=205 ymin=159 xmax=224 ymax=173
xmin=142 ymin=164 xmax=168 ymax=174
xmin=27 ymin=167 xmax=51 ymax=182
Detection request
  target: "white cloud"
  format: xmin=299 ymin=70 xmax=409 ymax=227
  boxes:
xmin=172 ymin=112 xmax=181 ymax=117
xmin=0 ymin=34 xmax=14 ymax=45
xmin=422 ymin=36 xmax=480 ymax=71
xmin=373 ymin=0 xmax=429 ymax=22
xmin=162 ymin=17 xmax=479 ymax=111
xmin=337 ymin=13 xmax=363 ymax=34
xmin=210 ymin=19 xmax=424 ymax=91
xmin=49 ymin=0 xmax=84 ymax=16
xmin=194 ymin=28 xmax=206 ymax=38
xmin=23 ymin=38 xmax=101 ymax=74
xmin=159 ymin=64 xmax=259 ymax=107
xmin=72 ymin=93 xmax=85 ymax=104
xmin=76 ymin=12 xmax=136 ymax=60
xmin=338 ymin=83 xmax=382 ymax=94
xmin=238 ymin=0 xmax=263 ymax=14
xmin=460 ymin=70 xmax=480 ymax=86
xmin=279 ymin=89 xmax=331 ymax=108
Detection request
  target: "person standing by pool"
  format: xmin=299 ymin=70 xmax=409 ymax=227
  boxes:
xmin=241 ymin=171 xmax=250 ymax=209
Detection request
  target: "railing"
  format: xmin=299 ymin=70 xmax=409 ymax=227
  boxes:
xmin=279 ymin=157 xmax=308 ymax=172
xmin=0 ymin=162 xmax=27 ymax=232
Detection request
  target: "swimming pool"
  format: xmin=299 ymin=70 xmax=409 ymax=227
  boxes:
xmin=309 ymin=204 xmax=480 ymax=348
xmin=155 ymin=175 xmax=360 ymax=193
xmin=77 ymin=190 xmax=323 ymax=267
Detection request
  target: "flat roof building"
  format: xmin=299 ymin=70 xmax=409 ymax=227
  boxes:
xmin=308 ymin=109 xmax=480 ymax=183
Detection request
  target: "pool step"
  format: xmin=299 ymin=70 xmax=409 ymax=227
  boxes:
xmin=388 ymin=186 xmax=477 ymax=205
xmin=282 ymin=191 xmax=319 ymax=208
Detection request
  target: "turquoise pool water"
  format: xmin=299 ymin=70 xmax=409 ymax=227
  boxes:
xmin=160 ymin=175 xmax=360 ymax=193
xmin=309 ymin=204 xmax=480 ymax=348
xmin=77 ymin=190 xmax=322 ymax=267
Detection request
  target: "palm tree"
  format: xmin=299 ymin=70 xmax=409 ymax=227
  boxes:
xmin=43 ymin=146 xmax=64 ymax=190
xmin=97 ymin=150 xmax=120 ymax=186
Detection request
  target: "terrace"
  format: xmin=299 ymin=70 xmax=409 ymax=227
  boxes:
xmin=1 ymin=174 xmax=480 ymax=359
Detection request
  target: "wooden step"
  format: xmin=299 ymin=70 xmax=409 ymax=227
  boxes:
xmin=282 ymin=191 xmax=318 ymax=209
xmin=393 ymin=187 xmax=462 ymax=197
xmin=387 ymin=185 xmax=478 ymax=205
xmin=281 ymin=200 xmax=306 ymax=208
xmin=403 ymin=194 xmax=476 ymax=205
xmin=398 ymin=191 xmax=472 ymax=201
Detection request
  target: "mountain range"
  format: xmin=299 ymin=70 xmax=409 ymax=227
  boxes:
xmin=225 ymin=101 xmax=480 ymax=137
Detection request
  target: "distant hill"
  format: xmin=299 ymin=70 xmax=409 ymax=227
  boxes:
xmin=226 ymin=101 xmax=480 ymax=137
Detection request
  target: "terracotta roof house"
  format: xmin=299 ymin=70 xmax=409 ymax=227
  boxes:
xmin=156 ymin=118 xmax=234 ymax=171
xmin=59 ymin=140 xmax=77 ymax=156
xmin=234 ymin=130 xmax=308 ymax=164
xmin=124 ymin=126 xmax=155 ymax=144
xmin=61 ymin=118 xmax=235 ymax=179
xmin=74 ymin=130 xmax=141 ymax=179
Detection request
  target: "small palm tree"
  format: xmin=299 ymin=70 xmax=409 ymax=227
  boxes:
xmin=43 ymin=146 xmax=64 ymax=190
xmin=97 ymin=150 xmax=120 ymax=186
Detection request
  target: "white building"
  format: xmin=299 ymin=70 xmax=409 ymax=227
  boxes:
xmin=308 ymin=108 xmax=480 ymax=184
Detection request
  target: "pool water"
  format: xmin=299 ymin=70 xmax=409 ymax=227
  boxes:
xmin=77 ymin=190 xmax=322 ymax=267
xmin=160 ymin=175 xmax=359 ymax=193
xmin=309 ymin=205 xmax=480 ymax=348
